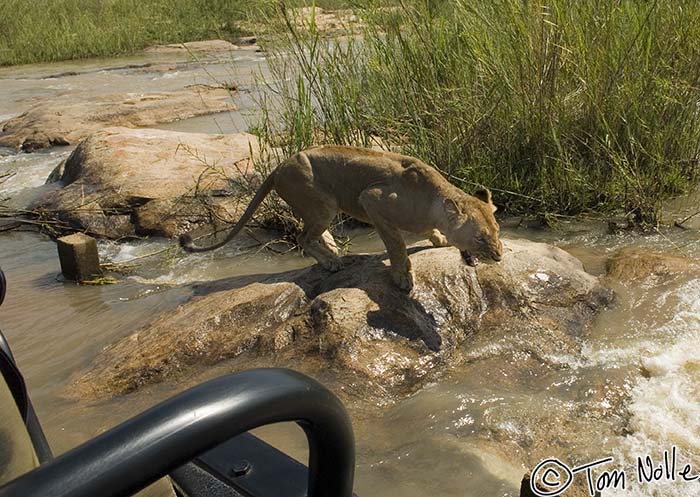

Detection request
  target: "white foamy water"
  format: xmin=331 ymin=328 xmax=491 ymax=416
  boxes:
xmin=0 ymin=148 xmax=70 ymax=197
xmin=594 ymin=279 xmax=700 ymax=497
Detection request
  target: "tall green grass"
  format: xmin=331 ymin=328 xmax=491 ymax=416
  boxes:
xmin=256 ymin=0 xmax=700 ymax=223
xmin=0 ymin=0 xmax=257 ymax=66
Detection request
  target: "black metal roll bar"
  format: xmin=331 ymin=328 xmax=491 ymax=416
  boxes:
xmin=0 ymin=267 xmax=52 ymax=463
xmin=0 ymin=265 xmax=6 ymax=306
xmin=0 ymin=368 xmax=355 ymax=497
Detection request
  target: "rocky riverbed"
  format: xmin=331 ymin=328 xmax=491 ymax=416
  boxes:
xmin=71 ymin=239 xmax=611 ymax=403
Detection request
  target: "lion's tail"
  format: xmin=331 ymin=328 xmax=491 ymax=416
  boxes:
xmin=179 ymin=169 xmax=276 ymax=253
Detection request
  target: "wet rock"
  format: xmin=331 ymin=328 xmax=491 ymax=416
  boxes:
xmin=606 ymin=247 xmax=696 ymax=282
xmin=234 ymin=36 xmax=258 ymax=46
xmin=291 ymin=7 xmax=365 ymax=36
xmin=143 ymin=40 xmax=239 ymax=54
xmin=71 ymin=239 xmax=612 ymax=402
xmin=0 ymin=85 xmax=235 ymax=151
xmin=33 ymin=127 xmax=259 ymax=238
xmin=73 ymin=281 xmax=308 ymax=398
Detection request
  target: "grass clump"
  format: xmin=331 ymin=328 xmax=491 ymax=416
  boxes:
xmin=256 ymin=0 xmax=700 ymax=224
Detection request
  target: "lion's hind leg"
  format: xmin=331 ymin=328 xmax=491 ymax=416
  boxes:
xmin=287 ymin=198 xmax=342 ymax=272
xmin=320 ymin=229 xmax=340 ymax=256
xmin=274 ymin=153 xmax=342 ymax=271
xmin=298 ymin=220 xmax=343 ymax=272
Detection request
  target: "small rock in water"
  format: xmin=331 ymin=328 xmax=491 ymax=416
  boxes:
xmin=235 ymin=36 xmax=257 ymax=46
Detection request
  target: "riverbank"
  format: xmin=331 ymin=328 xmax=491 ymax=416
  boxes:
xmin=257 ymin=0 xmax=700 ymax=224
xmin=0 ymin=0 xmax=353 ymax=66
xmin=4 ymin=1 xmax=699 ymax=226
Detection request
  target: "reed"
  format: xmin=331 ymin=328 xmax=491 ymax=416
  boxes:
xmin=255 ymin=0 xmax=700 ymax=223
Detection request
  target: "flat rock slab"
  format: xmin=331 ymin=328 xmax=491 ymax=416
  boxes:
xmin=70 ymin=239 xmax=612 ymax=403
xmin=144 ymin=40 xmax=240 ymax=54
xmin=34 ymin=127 xmax=259 ymax=238
xmin=0 ymin=85 xmax=236 ymax=151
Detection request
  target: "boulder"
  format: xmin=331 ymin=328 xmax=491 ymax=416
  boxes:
xmin=606 ymin=247 xmax=696 ymax=282
xmin=34 ymin=127 xmax=260 ymax=238
xmin=0 ymin=85 xmax=235 ymax=151
xmin=70 ymin=239 xmax=612 ymax=402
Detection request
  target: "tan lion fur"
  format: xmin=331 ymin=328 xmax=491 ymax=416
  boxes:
xmin=181 ymin=145 xmax=503 ymax=291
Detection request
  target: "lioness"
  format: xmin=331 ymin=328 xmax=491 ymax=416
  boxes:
xmin=180 ymin=145 xmax=503 ymax=291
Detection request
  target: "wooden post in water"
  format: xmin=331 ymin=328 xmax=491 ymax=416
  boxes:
xmin=57 ymin=233 xmax=102 ymax=282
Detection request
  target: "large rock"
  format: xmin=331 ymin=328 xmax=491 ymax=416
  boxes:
xmin=0 ymin=85 xmax=235 ymax=151
xmin=70 ymin=239 xmax=612 ymax=401
xmin=606 ymin=247 xmax=696 ymax=282
xmin=291 ymin=7 xmax=364 ymax=36
xmin=34 ymin=127 xmax=259 ymax=238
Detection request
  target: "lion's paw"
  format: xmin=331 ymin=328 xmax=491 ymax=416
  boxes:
xmin=391 ymin=269 xmax=414 ymax=292
xmin=429 ymin=231 xmax=450 ymax=247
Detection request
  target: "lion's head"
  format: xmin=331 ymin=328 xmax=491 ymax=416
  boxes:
xmin=443 ymin=188 xmax=502 ymax=265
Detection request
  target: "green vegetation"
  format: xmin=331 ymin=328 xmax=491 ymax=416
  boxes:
xmin=0 ymin=0 xmax=254 ymax=66
xmin=0 ymin=0 xmax=353 ymax=66
xmin=257 ymin=0 xmax=700 ymax=223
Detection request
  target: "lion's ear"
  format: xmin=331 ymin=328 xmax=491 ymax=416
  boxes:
xmin=474 ymin=187 xmax=493 ymax=205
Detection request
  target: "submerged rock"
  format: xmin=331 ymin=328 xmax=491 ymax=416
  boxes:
xmin=606 ymin=247 xmax=696 ymax=282
xmin=0 ymin=85 xmax=235 ymax=151
xmin=34 ymin=127 xmax=259 ymax=238
xmin=70 ymin=239 xmax=612 ymax=402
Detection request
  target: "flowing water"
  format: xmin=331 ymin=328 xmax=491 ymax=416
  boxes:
xmin=2 ymin=47 xmax=700 ymax=497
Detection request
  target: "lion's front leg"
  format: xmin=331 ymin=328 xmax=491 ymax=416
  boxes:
xmin=375 ymin=222 xmax=413 ymax=291
xmin=359 ymin=187 xmax=414 ymax=292
xmin=428 ymin=229 xmax=450 ymax=247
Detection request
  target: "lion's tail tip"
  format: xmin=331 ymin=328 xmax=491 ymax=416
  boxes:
xmin=179 ymin=233 xmax=195 ymax=252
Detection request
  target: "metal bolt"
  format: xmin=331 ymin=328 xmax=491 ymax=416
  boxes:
xmin=230 ymin=460 xmax=251 ymax=477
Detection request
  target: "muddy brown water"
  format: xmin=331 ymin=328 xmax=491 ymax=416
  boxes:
xmin=2 ymin=47 xmax=700 ymax=497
